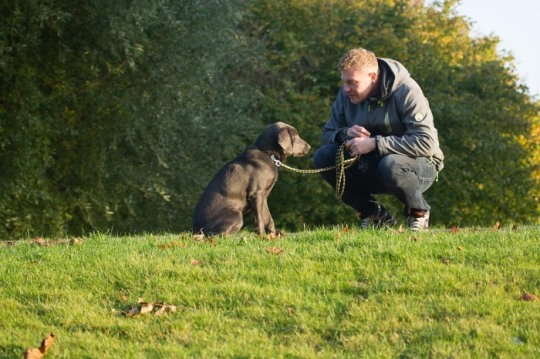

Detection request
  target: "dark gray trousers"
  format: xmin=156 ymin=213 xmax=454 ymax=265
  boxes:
xmin=313 ymin=144 xmax=437 ymax=216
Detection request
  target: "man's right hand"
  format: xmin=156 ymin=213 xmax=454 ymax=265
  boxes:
xmin=347 ymin=125 xmax=371 ymax=138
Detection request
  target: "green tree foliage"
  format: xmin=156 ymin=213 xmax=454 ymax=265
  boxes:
xmin=243 ymin=0 xmax=540 ymax=229
xmin=0 ymin=0 xmax=263 ymax=238
xmin=1 ymin=0 xmax=538 ymax=238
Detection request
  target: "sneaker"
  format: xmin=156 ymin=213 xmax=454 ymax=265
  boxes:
xmin=407 ymin=210 xmax=430 ymax=231
xmin=359 ymin=206 xmax=397 ymax=229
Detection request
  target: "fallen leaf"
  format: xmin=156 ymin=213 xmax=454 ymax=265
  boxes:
xmin=25 ymin=347 xmax=44 ymax=359
xmin=24 ymin=333 xmax=55 ymax=359
xmin=126 ymin=306 xmax=141 ymax=317
xmin=190 ymin=259 xmax=203 ymax=266
xmin=155 ymin=304 xmax=177 ymax=316
xmin=116 ymin=297 xmax=180 ymax=317
xmin=119 ymin=291 xmax=128 ymax=302
xmin=457 ymin=246 xmax=464 ymax=251
xmin=451 ymin=226 xmax=459 ymax=234
xmin=32 ymin=238 xmax=49 ymax=247
xmin=69 ymin=237 xmax=84 ymax=245
xmin=342 ymin=225 xmax=349 ymax=233
xmin=398 ymin=224 xmax=405 ymax=233
xmin=494 ymin=221 xmax=501 ymax=230
xmin=441 ymin=258 xmax=451 ymax=265
xmin=521 ymin=293 xmax=539 ymax=302
xmin=286 ymin=306 xmax=295 ymax=315
xmin=139 ymin=302 xmax=154 ymax=314
xmin=265 ymin=247 xmax=284 ymax=255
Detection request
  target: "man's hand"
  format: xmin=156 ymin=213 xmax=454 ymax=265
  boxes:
xmin=347 ymin=125 xmax=371 ymax=139
xmin=346 ymin=137 xmax=376 ymax=156
xmin=345 ymin=125 xmax=375 ymax=156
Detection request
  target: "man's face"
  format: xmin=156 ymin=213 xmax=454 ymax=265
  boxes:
xmin=340 ymin=68 xmax=375 ymax=104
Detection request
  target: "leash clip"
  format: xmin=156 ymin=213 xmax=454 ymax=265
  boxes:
xmin=271 ymin=154 xmax=282 ymax=167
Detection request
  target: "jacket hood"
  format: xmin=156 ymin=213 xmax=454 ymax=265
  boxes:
xmin=371 ymin=58 xmax=410 ymax=101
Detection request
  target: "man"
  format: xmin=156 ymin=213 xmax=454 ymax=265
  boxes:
xmin=313 ymin=48 xmax=444 ymax=231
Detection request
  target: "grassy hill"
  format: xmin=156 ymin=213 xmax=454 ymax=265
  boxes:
xmin=1 ymin=225 xmax=539 ymax=358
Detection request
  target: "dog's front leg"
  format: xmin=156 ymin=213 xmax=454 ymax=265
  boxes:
xmin=249 ymin=192 xmax=275 ymax=235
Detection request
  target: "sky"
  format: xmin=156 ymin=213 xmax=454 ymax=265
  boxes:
xmin=453 ymin=0 xmax=540 ymax=98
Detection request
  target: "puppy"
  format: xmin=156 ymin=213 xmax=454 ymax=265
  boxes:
xmin=192 ymin=122 xmax=310 ymax=236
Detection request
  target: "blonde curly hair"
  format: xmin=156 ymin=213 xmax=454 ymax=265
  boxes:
xmin=338 ymin=48 xmax=378 ymax=71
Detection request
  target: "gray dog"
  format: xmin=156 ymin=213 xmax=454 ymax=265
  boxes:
xmin=192 ymin=122 xmax=311 ymax=237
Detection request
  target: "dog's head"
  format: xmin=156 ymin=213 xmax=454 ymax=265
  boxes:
xmin=256 ymin=122 xmax=311 ymax=160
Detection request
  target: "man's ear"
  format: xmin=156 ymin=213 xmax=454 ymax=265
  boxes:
xmin=369 ymin=71 xmax=377 ymax=84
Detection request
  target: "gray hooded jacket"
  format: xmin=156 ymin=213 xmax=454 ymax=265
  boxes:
xmin=322 ymin=58 xmax=444 ymax=171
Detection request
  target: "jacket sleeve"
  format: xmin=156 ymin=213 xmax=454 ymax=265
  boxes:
xmin=321 ymin=88 xmax=350 ymax=145
xmin=376 ymin=80 xmax=441 ymax=159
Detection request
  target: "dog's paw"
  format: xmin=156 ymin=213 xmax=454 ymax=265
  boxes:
xmin=193 ymin=229 xmax=205 ymax=241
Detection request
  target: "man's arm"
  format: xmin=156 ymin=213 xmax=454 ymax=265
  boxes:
xmin=376 ymin=81 xmax=439 ymax=158
xmin=321 ymin=88 xmax=349 ymax=144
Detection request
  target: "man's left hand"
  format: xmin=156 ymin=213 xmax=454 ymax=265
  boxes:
xmin=345 ymin=137 xmax=376 ymax=156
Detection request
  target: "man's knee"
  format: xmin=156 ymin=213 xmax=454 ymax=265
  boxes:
xmin=378 ymin=155 xmax=411 ymax=184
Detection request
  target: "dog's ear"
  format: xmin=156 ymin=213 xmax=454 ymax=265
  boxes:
xmin=277 ymin=126 xmax=296 ymax=156
xmin=255 ymin=123 xmax=279 ymax=151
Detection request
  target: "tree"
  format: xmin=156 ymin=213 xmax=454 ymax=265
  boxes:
xmin=0 ymin=0 xmax=263 ymax=238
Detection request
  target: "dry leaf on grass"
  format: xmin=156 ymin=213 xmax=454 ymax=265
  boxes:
xmin=117 ymin=298 xmax=178 ymax=317
xmin=30 ymin=237 xmax=84 ymax=247
xmin=137 ymin=298 xmax=154 ymax=315
xmin=155 ymin=304 xmax=177 ymax=316
xmin=521 ymin=293 xmax=539 ymax=302
xmin=24 ymin=333 xmax=55 ymax=359
xmin=265 ymin=247 xmax=284 ymax=255
xmin=335 ymin=226 xmax=349 ymax=240
xmin=126 ymin=306 xmax=141 ymax=317
xmin=190 ymin=259 xmax=203 ymax=266
xmin=69 ymin=237 xmax=84 ymax=245
xmin=286 ymin=306 xmax=295 ymax=315
xmin=440 ymin=258 xmax=451 ymax=265
xmin=31 ymin=238 xmax=49 ymax=247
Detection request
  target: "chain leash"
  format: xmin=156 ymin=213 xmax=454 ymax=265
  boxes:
xmin=271 ymin=143 xmax=358 ymax=199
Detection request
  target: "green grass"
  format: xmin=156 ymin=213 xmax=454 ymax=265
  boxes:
xmin=1 ymin=226 xmax=540 ymax=358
